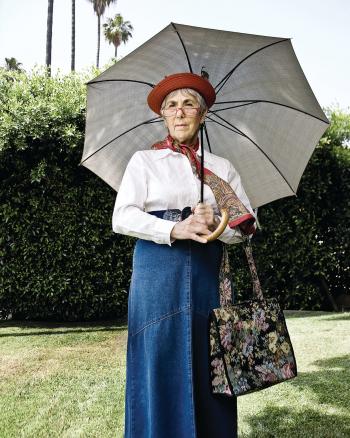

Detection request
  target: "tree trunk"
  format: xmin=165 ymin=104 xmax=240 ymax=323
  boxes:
xmin=115 ymin=46 xmax=117 ymax=58
xmin=314 ymin=275 xmax=339 ymax=311
xmin=318 ymin=276 xmax=339 ymax=311
xmin=96 ymin=15 xmax=101 ymax=68
xmin=71 ymin=0 xmax=75 ymax=71
xmin=46 ymin=0 xmax=54 ymax=76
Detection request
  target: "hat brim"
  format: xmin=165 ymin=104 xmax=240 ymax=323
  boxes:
xmin=147 ymin=73 xmax=216 ymax=115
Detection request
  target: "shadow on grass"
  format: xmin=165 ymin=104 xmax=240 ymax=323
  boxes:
xmin=284 ymin=310 xmax=350 ymax=321
xmin=242 ymin=406 xmax=349 ymax=438
xmin=301 ymin=355 xmax=350 ymax=409
xmin=0 ymin=318 xmax=128 ymax=337
xmin=283 ymin=310 xmax=345 ymax=319
xmin=243 ymin=354 xmax=350 ymax=437
xmin=321 ymin=313 xmax=350 ymax=321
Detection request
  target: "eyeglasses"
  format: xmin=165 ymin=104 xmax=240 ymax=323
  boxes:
xmin=161 ymin=106 xmax=200 ymax=117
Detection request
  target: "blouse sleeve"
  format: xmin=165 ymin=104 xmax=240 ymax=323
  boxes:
xmin=112 ymin=151 xmax=176 ymax=246
xmin=217 ymin=160 xmax=257 ymax=245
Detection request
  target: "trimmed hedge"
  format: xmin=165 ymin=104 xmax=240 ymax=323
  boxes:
xmin=0 ymin=69 xmax=349 ymax=320
xmin=0 ymin=68 xmax=134 ymax=320
xmin=229 ymin=109 xmax=350 ymax=309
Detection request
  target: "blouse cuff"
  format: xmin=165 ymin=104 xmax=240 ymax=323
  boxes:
xmin=153 ymin=218 xmax=177 ymax=246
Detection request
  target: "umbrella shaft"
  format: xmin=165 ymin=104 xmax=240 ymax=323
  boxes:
xmin=200 ymin=126 xmax=204 ymax=203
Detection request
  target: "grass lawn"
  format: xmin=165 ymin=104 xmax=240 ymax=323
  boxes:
xmin=0 ymin=311 xmax=349 ymax=437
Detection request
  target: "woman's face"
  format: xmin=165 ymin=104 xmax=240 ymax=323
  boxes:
xmin=161 ymin=89 xmax=206 ymax=145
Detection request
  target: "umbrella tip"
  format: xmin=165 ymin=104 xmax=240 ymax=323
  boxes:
xmin=201 ymin=66 xmax=209 ymax=80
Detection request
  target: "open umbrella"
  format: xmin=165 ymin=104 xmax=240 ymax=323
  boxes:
xmin=79 ymin=22 xmax=329 ymax=209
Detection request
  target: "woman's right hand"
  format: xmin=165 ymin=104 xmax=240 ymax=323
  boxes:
xmin=170 ymin=214 xmax=211 ymax=244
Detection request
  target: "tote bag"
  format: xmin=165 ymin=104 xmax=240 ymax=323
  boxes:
xmin=209 ymin=238 xmax=297 ymax=397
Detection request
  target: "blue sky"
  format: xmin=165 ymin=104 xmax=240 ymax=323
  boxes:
xmin=1 ymin=0 xmax=349 ymax=110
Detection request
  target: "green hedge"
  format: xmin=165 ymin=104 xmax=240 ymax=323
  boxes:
xmin=0 ymin=69 xmax=349 ymax=320
xmin=0 ymin=68 xmax=134 ymax=321
xmin=229 ymin=109 xmax=350 ymax=309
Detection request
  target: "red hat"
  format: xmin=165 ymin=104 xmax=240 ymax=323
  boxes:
xmin=147 ymin=72 xmax=216 ymax=115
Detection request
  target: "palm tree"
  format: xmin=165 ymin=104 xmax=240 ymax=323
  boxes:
xmin=103 ymin=14 xmax=133 ymax=58
xmin=71 ymin=0 xmax=76 ymax=71
xmin=87 ymin=0 xmax=117 ymax=68
xmin=46 ymin=0 xmax=54 ymax=76
xmin=4 ymin=57 xmax=24 ymax=72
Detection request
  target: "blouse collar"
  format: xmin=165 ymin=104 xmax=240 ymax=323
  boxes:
xmin=153 ymin=145 xmax=214 ymax=164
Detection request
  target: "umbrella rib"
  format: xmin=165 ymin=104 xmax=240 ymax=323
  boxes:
xmin=208 ymin=112 xmax=296 ymax=194
xmin=147 ymin=119 xmax=163 ymax=123
xmin=215 ymin=38 xmax=290 ymax=95
xmin=212 ymin=99 xmax=329 ymax=124
xmin=210 ymin=102 xmax=257 ymax=112
xmin=87 ymin=78 xmax=155 ymax=87
xmin=171 ymin=22 xmax=193 ymax=73
xmin=203 ymin=123 xmax=212 ymax=153
xmin=205 ymin=115 xmax=243 ymax=136
xmin=78 ymin=116 xmax=162 ymax=166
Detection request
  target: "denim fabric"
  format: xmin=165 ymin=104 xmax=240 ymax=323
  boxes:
xmin=124 ymin=211 xmax=237 ymax=438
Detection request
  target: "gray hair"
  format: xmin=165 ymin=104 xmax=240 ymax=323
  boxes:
xmin=161 ymin=88 xmax=208 ymax=114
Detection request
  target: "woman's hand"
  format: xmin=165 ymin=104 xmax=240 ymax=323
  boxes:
xmin=170 ymin=203 xmax=220 ymax=243
xmin=192 ymin=202 xmax=220 ymax=232
xmin=170 ymin=213 xmax=211 ymax=243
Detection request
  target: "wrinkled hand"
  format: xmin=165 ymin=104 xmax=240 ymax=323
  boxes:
xmin=192 ymin=202 xmax=219 ymax=232
xmin=170 ymin=203 xmax=219 ymax=243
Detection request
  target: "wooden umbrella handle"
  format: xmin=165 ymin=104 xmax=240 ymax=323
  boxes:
xmin=201 ymin=208 xmax=229 ymax=242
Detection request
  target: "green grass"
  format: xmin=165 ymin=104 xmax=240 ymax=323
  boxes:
xmin=0 ymin=319 xmax=128 ymax=438
xmin=0 ymin=312 xmax=349 ymax=437
xmin=238 ymin=311 xmax=350 ymax=438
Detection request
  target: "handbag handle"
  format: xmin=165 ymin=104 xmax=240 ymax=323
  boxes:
xmin=242 ymin=236 xmax=264 ymax=301
xmin=219 ymin=236 xmax=264 ymax=307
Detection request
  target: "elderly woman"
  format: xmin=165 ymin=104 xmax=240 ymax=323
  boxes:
xmin=112 ymin=73 xmax=256 ymax=438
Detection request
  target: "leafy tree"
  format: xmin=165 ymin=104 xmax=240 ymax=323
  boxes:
xmin=103 ymin=14 xmax=133 ymax=58
xmin=46 ymin=0 xmax=54 ymax=76
xmin=87 ymin=0 xmax=117 ymax=68
xmin=4 ymin=57 xmax=24 ymax=72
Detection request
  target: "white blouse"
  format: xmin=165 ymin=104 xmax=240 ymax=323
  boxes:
xmin=112 ymin=147 xmax=257 ymax=246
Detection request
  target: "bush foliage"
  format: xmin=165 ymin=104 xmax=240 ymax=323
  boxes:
xmin=229 ymin=112 xmax=350 ymax=310
xmin=0 ymin=69 xmax=349 ymax=320
xmin=0 ymin=68 xmax=134 ymax=320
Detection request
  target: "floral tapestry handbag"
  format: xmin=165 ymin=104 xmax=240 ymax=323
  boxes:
xmin=209 ymin=237 xmax=297 ymax=397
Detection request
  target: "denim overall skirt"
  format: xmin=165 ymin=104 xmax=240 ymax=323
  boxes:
xmin=124 ymin=210 xmax=238 ymax=438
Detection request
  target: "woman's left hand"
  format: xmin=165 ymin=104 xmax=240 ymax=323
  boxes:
xmin=192 ymin=203 xmax=219 ymax=232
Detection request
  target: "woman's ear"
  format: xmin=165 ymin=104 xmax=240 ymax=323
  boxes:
xmin=200 ymin=109 xmax=208 ymax=124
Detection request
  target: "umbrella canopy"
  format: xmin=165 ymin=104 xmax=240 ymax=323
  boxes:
xmin=80 ymin=22 xmax=329 ymax=208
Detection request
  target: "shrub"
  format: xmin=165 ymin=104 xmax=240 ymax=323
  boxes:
xmin=229 ymin=108 xmax=350 ymax=310
xmin=0 ymin=68 xmax=349 ymax=320
xmin=0 ymin=68 xmax=134 ymax=320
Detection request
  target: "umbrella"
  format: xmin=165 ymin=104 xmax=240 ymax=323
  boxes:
xmin=79 ymin=22 xmax=329 ymax=209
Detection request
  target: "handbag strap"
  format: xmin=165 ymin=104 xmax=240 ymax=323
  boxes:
xmin=219 ymin=237 xmax=264 ymax=306
xmin=243 ymin=236 xmax=264 ymax=301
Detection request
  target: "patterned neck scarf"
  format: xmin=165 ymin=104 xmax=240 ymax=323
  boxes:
xmin=151 ymin=134 xmax=256 ymax=235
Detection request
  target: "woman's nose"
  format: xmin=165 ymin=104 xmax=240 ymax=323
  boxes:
xmin=174 ymin=107 xmax=185 ymax=117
